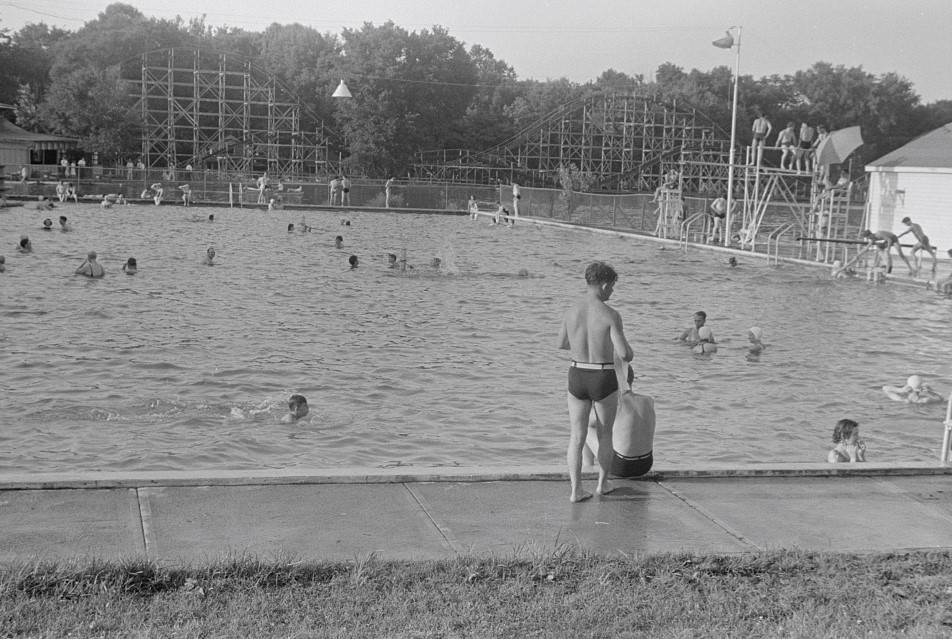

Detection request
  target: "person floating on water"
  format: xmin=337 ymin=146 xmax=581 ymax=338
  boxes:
xmin=557 ymin=260 xmax=634 ymax=503
xmin=882 ymin=375 xmax=943 ymax=404
xmin=827 ymin=418 xmax=866 ymax=463
xmin=74 ymin=251 xmax=105 ymax=278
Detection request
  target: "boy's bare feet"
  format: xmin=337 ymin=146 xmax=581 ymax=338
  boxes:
xmin=570 ymin=489 xmax=593 ymax=503
xmin=596 ymin=481 xmax=615 ymax=496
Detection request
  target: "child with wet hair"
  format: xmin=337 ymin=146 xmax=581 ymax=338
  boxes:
xmin=282 ymin=394 xmax=309 ymax=423
xmin=827 ymin=418 xmax=866 ymax=463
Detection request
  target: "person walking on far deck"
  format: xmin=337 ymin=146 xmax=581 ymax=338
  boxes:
xmin=329 ymin=176 xmax=340 ymax=206
xmin=557 ymin=261 xmax=634 ymax=503
xmin=512 ymin=182 xmax=521 ymax=218
xmin=341 ymin=175 xmax=351 ymax=206
xmin=385 ymin=177 xmax=395 ymax=208
xmin=897 ymin=217 xmax=938 ymax=276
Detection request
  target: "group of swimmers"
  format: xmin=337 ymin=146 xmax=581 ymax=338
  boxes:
xmin=676 ymin=310 xmax=764 ymax=359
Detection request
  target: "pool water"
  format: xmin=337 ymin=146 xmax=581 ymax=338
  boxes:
xmin=1 ymin=203 xmax=949 ymax=472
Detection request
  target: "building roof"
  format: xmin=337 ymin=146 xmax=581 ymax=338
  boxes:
xmin=0 ymin=118 xmax=77 ymax=151
xmin=867 ymin=122 xmax=952 ymax=169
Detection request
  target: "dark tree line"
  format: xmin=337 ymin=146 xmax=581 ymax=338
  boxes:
xmin=2 ymin=2 xmax=950 ymax=180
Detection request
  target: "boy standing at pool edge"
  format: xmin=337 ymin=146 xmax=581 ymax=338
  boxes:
xmin=557 ymin=261 xmax=634 ymax=503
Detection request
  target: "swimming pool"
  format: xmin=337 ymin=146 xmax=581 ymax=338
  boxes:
xmin=1 ymin=203 xmax=949 ymax=473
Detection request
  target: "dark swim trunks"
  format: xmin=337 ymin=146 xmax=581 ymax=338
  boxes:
xmin=568 ymin=364 xmax=618 ymax=401
xmin=611 ymin=450 xmax=653 ymax=478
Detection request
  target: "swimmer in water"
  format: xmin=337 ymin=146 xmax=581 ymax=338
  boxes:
xmin=41 ymin=218 xmax=53 ymax=231
xmin=430 ymin=257 xmax=442 ymax=269
xmin=882 ymin=375 xmax=943 ymax=404
xmin=746 ymin=326 xmax=764 ymax=359
xmin=281 ymin=394 xmax=309 ymax=423
xmin=100 ymin=194 xmax=113 ymax=209
xmin=122 ymin=257 xmax=138 ymax=274
xmin=678 ymin=310 xmax=706 ymax=345
xmin=0 ymin=255 xmax=5 ymax=272
xmin=348 ymin=254 xmax=359 ymax=269
xmin=692 ymin=325 xmax=718 ymax=354
xmin=203 ymin=246 xmax=216 ymax=266
xmin=75 ymin=250 xmax=105 ymax=278
xmin=287 ymin=223 xmax=295 ymax=233
xmin=827 ymin=418 xmax=866 ymax=463
xmin=16 ymin=236 xmax=32 ymax=253
xmin=208 ymin=214 xmax=215 ymax=222
xmin=59 ymin=216 xmax=72 ymax=232
xmin=334 ymin=235 xmax=343 ymax=249
xmin=728 ymin=256 xmax=738 ymax=267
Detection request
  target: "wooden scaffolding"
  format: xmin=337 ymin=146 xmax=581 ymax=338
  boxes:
xmin=410 ymin=91 xmax=731 ymax=191
xmin=125 ymin=48 xmax=329 ymax=177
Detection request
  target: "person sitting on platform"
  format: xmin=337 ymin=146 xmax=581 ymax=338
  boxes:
xmin=775 ymin=121 xmax=798 ymax=170
xmin=583 ymin=364 xmax=656 ymax=478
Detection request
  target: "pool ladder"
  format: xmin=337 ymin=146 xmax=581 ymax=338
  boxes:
xmin=766 ymin=222 xmax=797 ymax=265
xmin=942 ymin=393 xmax=952 ymax=464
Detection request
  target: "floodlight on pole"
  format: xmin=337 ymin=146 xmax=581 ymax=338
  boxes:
xmin=712 ymin=25 xmax=741 ymax=248
xmin=332 ymin=79 xmax=352 ymax=98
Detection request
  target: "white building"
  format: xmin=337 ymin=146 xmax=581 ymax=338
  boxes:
xmin=865 ymin=123 xmax=952 ymax=252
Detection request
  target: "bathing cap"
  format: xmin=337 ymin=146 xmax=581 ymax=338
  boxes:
xmin=906 ymin=375 xmax=922 ymax=390
xmin=749 ymin=327 xmax=763 ymax=340
xmin=698 ymin=326 xmax=713 ymax=340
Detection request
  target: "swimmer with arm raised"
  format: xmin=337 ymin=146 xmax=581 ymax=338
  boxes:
xmin=557 ymin=261 xmax=634 ymax=503
xmin=883 ymin=375 xmax=943 ymax=404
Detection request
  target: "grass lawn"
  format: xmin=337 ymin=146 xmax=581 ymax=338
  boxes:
xmin=3 ymin=548 xmax=952 ymax=638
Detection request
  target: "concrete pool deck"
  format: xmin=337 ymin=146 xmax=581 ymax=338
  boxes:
xmin=2 ymin=464 xmax=951 ymax=564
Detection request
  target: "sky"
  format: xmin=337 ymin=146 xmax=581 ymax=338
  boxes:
xmin=2 ymin=0 xmax=951 ymax=103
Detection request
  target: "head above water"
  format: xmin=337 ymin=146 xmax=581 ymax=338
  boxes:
xmin=126 ymin=257 xmax=137 ymax=268
xmin=288 ymin=394 xmax=309 ymax=419
xmin=693 ymin=311 xmax=707 ymax=327
xmin=901 ymin=217 xmax=911 ymax=224
xmin=207 ymin=247 xmax=216 ymax=258
xmin=87 ymin=251 xmax=97 ymax=260
xmin=905 ymin=375 xmax=923 ymax=391
xmin=749 ymin=326 xmax=763 ymax=341
xmin=584 ymin=261 xmax=618 ymax=287
xmin=43 ymin=218 xmax=52 ymax=228
xmin=831 ymin=418 xmax=859 ymax=444
xmin=349 ymin=254 xmax=359 ymax=268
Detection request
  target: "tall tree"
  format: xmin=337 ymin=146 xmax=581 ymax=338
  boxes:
xmin=335 ymin=21 xmax=478 ymax=175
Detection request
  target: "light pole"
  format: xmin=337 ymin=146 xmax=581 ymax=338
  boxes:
xmin=713 ymin=26 xmax=741 ymax=247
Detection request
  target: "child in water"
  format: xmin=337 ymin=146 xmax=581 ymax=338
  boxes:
xmin=122 ymin=257 xmax=138 ymax=274
xmin=882 ymin=375 xmax=943 ymax=404
xmin=692 ymin=326 xmax=717 ymax=354
xmin=747 ymin=326 xmax=764 ymax=356
xmin=282 ymin=394 xmax=309 ymax=423
xmin=827 ymin=418 xmax=866 ymax=463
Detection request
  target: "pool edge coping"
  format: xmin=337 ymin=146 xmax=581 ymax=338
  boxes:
xmin=1 ymin=462 xmax=949 ymax=490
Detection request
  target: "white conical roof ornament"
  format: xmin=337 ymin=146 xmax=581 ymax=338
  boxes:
xmin=332 ymin=79 xmax=352 ymax=98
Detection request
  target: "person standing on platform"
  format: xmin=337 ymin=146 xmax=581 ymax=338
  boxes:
xmin=797 ymin=122 xmax=815 ymax=174
xmin=775 ymin=122 xmax=798 ymax=171
xmin=751 ymin=109 xmax=772 ymax=166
